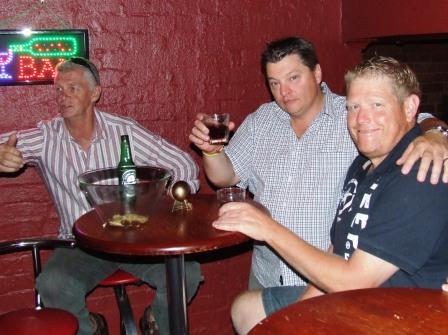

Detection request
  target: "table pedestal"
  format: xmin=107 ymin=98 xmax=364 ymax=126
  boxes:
xmin=166 ymin=255 xmax=188 ymax=335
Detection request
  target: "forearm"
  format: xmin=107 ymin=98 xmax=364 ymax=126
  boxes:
xmin=266 ymin=224 xmax=367 ymax=293
xmin=203 ymin=151 xmax=240 ymax=187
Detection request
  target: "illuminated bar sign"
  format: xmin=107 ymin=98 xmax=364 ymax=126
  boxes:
xmin=0 ymin=29 xmax=89 ymax=86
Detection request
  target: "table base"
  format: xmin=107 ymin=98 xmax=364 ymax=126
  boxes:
xmin=166 ymin=255 xmax=188 ymax=335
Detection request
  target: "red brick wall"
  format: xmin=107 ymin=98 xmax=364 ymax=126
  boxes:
xmin=364 ymin=41 xmax=448 ymax=122
xmin=0 ymin=1 xmax=361 ymax=334
xmin=342 ymin=0 xmax=448 ymax=41
xmin=342 ymin=0 xmax=448 ymax=123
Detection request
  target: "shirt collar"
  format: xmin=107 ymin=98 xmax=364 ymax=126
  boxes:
xmin=320 ymin=82 xmax=342 ymax=118
xmin=366 ymin=125 xmax=421 ymax=176
xmin=274 ymin=81 xmax=339 ymax=122
xmin=55 ymin=108 xmax=108 ymax=143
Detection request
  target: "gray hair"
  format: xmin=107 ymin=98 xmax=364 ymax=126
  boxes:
xmin=55 ymin=57 xmax=100 ymax=88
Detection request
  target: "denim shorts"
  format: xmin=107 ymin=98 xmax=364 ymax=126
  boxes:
xmin=262 ymin=285 xmax=306 ymax=316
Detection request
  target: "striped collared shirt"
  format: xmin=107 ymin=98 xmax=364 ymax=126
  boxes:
xmin=2 ymin=110 xmax=199 ymax=239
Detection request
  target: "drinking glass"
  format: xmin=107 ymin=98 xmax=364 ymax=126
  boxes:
xmin=203 ymin=113 xmax=230 ymax=144
xmin=217 ymin=187 xmax=246 ymax=204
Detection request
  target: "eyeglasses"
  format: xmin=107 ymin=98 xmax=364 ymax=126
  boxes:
xmin=68 ymin=57 xmax=100 ymax=85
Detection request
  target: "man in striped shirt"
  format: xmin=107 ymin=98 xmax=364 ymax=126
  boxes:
xmin=0 ymin=58 xmax=201 ymax=335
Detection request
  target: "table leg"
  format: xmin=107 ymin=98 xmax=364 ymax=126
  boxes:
xmin=165 ymin=254 xmax=188 ymax=335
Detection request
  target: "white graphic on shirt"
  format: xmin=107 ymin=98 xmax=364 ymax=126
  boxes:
xmin=337 ymin=178 xmax=358 ymax=221
xmin=341 ymin=181 xmax=379 ymax=259
xmin=344 ymin=233 xmax=359 ymax=260
xmin=351 ymin=212 xmax=369 ymax=229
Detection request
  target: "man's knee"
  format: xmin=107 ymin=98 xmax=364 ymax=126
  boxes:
xmin=231 ymin=290 xmax=265 ymax=335
xmin=36 ymin=266 xmax=87 ymax=307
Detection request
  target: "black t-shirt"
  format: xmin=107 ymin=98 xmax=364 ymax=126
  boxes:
xmin=331 ymin=125 xmax=448 ymax=288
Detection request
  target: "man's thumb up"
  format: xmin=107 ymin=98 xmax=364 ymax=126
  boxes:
xmin=6 ymin=133 xmax=18 ymax=148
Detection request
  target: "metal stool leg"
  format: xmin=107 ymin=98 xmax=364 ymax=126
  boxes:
xmin=113 ymin=285 xmax=138 ymax=335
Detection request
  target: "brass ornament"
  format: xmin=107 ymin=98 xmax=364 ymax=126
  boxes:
xmin=171 ymin=181 xmax=193 ymax=212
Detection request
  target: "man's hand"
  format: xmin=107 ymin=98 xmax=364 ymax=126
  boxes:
xmin=0 ymin=133 xmax=24 ymax=172
xmin=189 ymin=113 xmax=235 ymax=154
xmin=212 ymin=202 xmax=275 ymax=241
xmin=397 ymin=131 xmax=448 ymax=184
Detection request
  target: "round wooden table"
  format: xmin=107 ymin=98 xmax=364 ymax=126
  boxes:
xmin=73 ymin=194 xmax=250 ymax=335
xmin=249 ymin=287 xmax=448 ymax=335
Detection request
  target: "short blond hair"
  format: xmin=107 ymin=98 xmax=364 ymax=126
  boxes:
xmin=345 ymin=56 xmax=421 ymax=103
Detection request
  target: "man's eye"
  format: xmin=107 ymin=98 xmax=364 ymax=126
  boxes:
xmin=373 ymin=103 xmax=383 ymax=109
xmin=347 ymin=105 xmax=358 ymax=112
xmin=290 ymin=75 xmax=299 ymax=81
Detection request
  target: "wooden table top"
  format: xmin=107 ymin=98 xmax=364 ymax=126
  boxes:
xmin=250 ymin=287 xmax=448 ymax=335
xmin=73 ymin=194 xmax=249 ymax=256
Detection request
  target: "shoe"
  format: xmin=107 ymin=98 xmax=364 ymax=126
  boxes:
xmin=89 ymin=312 xmax=109 ymax=335
xmin=139 ymin=305 xmax=160 ymax=335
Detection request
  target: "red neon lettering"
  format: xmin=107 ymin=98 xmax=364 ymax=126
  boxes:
xmin=18 ymin=56 xmax=63 ymax=81
xmin=36 ymin=58 xmax=56 ymax=78
xmin=18 ymin=55 xmax=37 ymax=80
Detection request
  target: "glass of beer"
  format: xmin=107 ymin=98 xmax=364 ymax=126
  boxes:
xmin=204 ymin=113 xmax=230 ymax=144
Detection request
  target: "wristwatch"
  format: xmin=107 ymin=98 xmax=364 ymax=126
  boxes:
xmin=425 ymin=125 xmax=448 ymax=139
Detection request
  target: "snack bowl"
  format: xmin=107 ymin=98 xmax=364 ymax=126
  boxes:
xmin=78 ymin=166 xmax=172 ymax=228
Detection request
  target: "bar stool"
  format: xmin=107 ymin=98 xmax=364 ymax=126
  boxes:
xmin=0 ymin=238 xmax=78 ymax=335
xmin=99 ymin=270 xmax=141 ymax=335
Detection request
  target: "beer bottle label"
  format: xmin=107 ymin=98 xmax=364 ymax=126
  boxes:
xmin=121 ymin=169 xmax=137 ymax=185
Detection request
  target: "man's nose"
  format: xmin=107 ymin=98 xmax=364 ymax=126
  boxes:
xmin=279 ymin=83 xmax=290 ymax=97
xmin=357 ymin=106 xmax=371 ymax=123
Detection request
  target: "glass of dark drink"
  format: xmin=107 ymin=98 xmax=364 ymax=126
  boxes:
xmin=204 ymin=113 xmax=230 ymax=144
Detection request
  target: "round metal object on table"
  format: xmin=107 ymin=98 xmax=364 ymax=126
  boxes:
xmin=171 ymin=181 xmax=191 ymax=202
xmin=171 ymin=181 xmax=192 ymax=211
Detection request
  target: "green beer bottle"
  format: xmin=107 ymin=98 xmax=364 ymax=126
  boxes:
xmin=118 ymin=135 xmax=137 ymax=185
xmin=118 ymin=135 xmax=137 ymax=211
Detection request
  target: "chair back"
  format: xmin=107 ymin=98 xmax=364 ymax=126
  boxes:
xmin=0 ymin=238 xmax=75 ymax=308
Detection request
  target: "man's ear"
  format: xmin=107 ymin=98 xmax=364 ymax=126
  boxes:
xmin=91 ymin=85 xmax=102 ymax=103
xmin=314 ymin=64 xmax=322 ymax=84
xmin=404 ymin=94 xmax=420 ymax=122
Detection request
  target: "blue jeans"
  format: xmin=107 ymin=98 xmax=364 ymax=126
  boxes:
xmin=262 ymin=285 xmax=306 ymax=316
xmin=35 ymin=248 xmax=202 ymax=335
xmin=249 ymin=269 xmax=306 ymax=316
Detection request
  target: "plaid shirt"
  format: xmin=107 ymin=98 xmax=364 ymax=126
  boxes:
xmin=1 ymin=110 xmax=199 ymax=239
xmin=226 ymin=83 xmax=357 ymax=287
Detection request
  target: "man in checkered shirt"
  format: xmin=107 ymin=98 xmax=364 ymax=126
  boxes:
xmin=189 ymin=37 xmax=448 ymax=332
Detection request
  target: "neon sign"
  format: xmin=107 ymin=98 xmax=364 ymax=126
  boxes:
xmin=0 ymin=29 xmax=88 ymax=86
